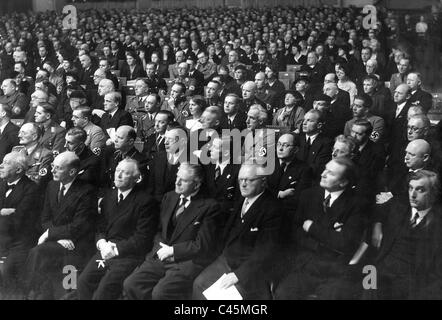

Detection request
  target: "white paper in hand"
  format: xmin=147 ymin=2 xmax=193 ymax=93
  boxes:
xmin=202 ymin=274 xmax=243 ymax=300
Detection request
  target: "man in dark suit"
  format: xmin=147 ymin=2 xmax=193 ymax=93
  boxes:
xmin=205 ymin=136 xmax=241 ymax=215
xmin=373 ymin=170 xmax=442 ymax=299
xmin=0 ymin=103 xmax=19 ymax=162
xmin=220 ymin=93 xmax=247 ymax=131
xmin=142 ymin=110 xmax=173 ymax=161
xmin=193 ymin=164 xmax=282 ymax=300
xmin=78 ymin=54 xmax=97 ymax=90
xmin=349 ymin=120 xmax=386 ymax=204
xmin=25 ymin=151 xmax=97 ymax=299
xmin=268 ymin=133 xmax=312 ymax=240
xmin=99 ymin=92 xmax=133 ymax=142
xmin=323 ymin=82 xmax=352 ymax=134
xmin=297 ymin=109 xmax=332 ymax=181
xmin=147 ymin=126 xmax=188 ymax=202
xmin=77 ymin=159 xmax=158 ymax=300
xmin=274 ymin=158 xmax=365 ymax=299
xmin=311 ymin=92 xmax=343 ymax=139
xmin=386 ymin=84 xmax=411 ymax=180
xmin=406 ymin=72 xmax=433 ymax=113
xmin=64 ymin=127 xmax=100 ymax=186
xmin=123 ymin=163 xmax=222 ymax=300
xmin=186 ymin=56 xmax=205 ymax=96
xmin=34 ymin=102 xmax=66 ymax=155
xmin=0 ymin=152 xmax=40 ymax=296
xmin=101 ymin=125 xmax=147 ymax=189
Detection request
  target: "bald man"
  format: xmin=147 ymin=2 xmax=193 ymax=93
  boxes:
xmin=91 ymin=79 xmax=116 ymax=111
xmin=25 ymin=151 xmax=97 ymax=300
xmin=381 ymin=139 xmax=433 ymax=203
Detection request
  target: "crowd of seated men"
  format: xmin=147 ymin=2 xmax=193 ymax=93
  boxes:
xmin=0 ymin=4 xmax=442 ymax=300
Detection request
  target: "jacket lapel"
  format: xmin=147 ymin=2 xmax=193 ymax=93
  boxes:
xmin=170 ymin=196 xmax=203 ymax=242
xmin=226 ymin=193 xmax=267 ymax=245
xmin=161 ymin=192 xmax=180 ymax=240
xmin=107 ymin=189 xmax=134 ymax=230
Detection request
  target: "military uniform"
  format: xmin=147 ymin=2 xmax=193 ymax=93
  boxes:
xmin=0 ymin=91 xmax=29 ymax=118
xmin=12 ymin=145 xmax=53 ymax=187
xmin=136 ymin=111 xmax=157 ymax=142
xmin=38 ymin=120 xmax=66 ymax=154
xmin=125 ymin=95 xmax=148 ymax=124
xmin=161 ymin=97 xmax=190 ymax=127
xmin=83 ymin=121 xmax=107 ymax=155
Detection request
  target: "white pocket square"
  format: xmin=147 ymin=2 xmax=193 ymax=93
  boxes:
xmin=193 ymin=221 xmax=201 ymax=225
xmin=333 ymin=222 xmax=344 ymax=232
xmin=250 ymin=227 xmax=259 ymax=232
xmin=226 ymin=174 xmax=231 ymax=179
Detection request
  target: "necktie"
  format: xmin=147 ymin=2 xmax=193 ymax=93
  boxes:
xmin=5 ymin=183 xmax=15 ymax=197
xmin=323 ymin=194 xmax=331 ymax=213
xmin=241 ymin=199 xmax=250 ymax=219
xmin=305 ymin=136 xmax=312 ymax=154
xmin=175 ymin=197 xmax=188 ymax=218
xmin=280 ymin=162 xmax=287 ymax=173
xmin=228 ymin=118 xmax=232 ymax=128
xmin=410 ymin=212 xmax=419 ymax=228
xmin=214 ymin=165 xmax=221 ymax=181
xmin=118 ymin=193 xmax=124 ymax=204
xmin=156 ymin=135 xmax=163 ymax=147
xmin=58 ymin=185 xmax=65 ymax=203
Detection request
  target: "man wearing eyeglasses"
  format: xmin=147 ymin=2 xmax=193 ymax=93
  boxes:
xmin=193 ymin=163 xmax=282 ymax=300
xmin=24 ymin=151 xmax=97 ymax=299
xmin=268 ymin=133 xmax=312 ymax=242
xmin=124 ymin=163 xmax=222 ymax=300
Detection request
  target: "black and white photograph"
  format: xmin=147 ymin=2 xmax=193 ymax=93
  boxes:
xmin=0 ymin=0 xmax=442 ymax=303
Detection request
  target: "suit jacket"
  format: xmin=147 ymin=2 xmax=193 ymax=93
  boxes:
xmin=386 ymin=101 xmax=411 ymax=172
xmin=76 ymin=145 xmax=101 ymax=186
xmin=221 ymin=191 xmax=282 ymax=291
xmin=152 ymin=191 xmax=222 ymax=266
xmin=409 ymin=88 xmax=433 ymax=113
xmin=99 ymin=109 xmax=134 ymax=135
xmin=375 ymin=200 xmax=442 ymax=299
xmin=353 ymin=140 xmax=386 ymax=199
xmin=38 ymin=120 xmax=66 ymax=153
xmin=187 ymin=70 xmax=205 ymax=96
xmin=267 ymin=159 xmax=313 ymax=218
xmin=79 ymin=65 xmax=97 ymax=90
xmin=0 ymin=91 xmax=29 ymax=118
xmin=143 ymin=132 xmax=165 ymax=161
xmin=119 ymin=63 xmax=146 ymax=81
xmin=96 ymin=186 xmax=158 ymax=259
xmin=219 ymin=112 xmax=247 ymax=131
xmin=101 ymin=146 xmax=148 ymax=188
xmin=83 ymin=122 xmax=107 ymax=153
xmin=293 ymin=187 xmax=365 ymax=275
xmin=297 ymin=133 xmax=332 ymax=181
xmin=41 ymin=180 xmax=97 ymax=254
xmin=0 ymin=176 xmax=40 ymax=253
xmin=204 ymin=163 xmax=241 ymax=214
xmin=0 ymin=121 xmax=19 ymax=162
xmin=147 ymin=150 xmax=181 ymax=202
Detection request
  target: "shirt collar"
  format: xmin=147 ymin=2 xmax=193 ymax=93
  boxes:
xmin=7 ymin=177 xmax=21 ymax=186
xmin=61 ymin=180 xmax=75 ymax=194
xmin=411 ymin=207 xmax=431 ymax=224
xmin=324 ymin=189 xmax=345 ymax=207
xmin=216 ymin=160 xmax=229 ymax=174
xmin=0 ymin=121 xmax=9 ymax=133
xmin=118 ymin=188 xmax=133 ymax=201
xmin=244 ymin=191 xmax=265 ymax=209
xmin=306 ymin=132 xmax=319 ymax=143
xmin=109 ymin=109 xmax=118 ymax=117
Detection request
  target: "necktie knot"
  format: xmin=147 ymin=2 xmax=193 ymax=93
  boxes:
xmin=323 ymin=194 xmax=331 ymax=212
xmin=118 ymin=193 xmax=124 ymax=204
xmin=175 ymin=197 xmax=188 ymax=217
xmin=58 ymin=185 xmax=65 ymax=203
xmin=241 ymin=199 xmax=250 ymax=218
xmin=214 ymin=165 xmax=221 ymax=180
xmin=410 ymin=212 xmax=420 ymax=228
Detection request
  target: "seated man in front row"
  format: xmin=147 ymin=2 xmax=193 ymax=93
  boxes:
xmin=77 ymin=159 xmax=158 ymax=300
xmin=193 ymin=163 xmax=282 ymax=300
xmin=370 ymin=170 xmax=442 ymax=299
xmin=123 ymin=163 xmax=222 ymax=300
xmin=0 ymin=152 xmax=40 ymax=296
xmin=25 ymin=151 xmax=97 ymax=299
xmin=274 ymin=157 xmax=365 ymax=299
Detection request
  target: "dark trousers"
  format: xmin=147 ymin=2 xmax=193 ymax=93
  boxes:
xmin=0 ymin=247 xmax=29 ymax=294
xmin=25 ymin=242 xmax=88 ymax=299
xmin=77 ymin=252 xmax=141 ymax=300
xmin=123 ymin=257 xmax=203 ymax=300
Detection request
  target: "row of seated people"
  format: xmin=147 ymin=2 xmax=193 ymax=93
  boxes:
xmin=1 ymin=124 xmax=441 ymax=300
